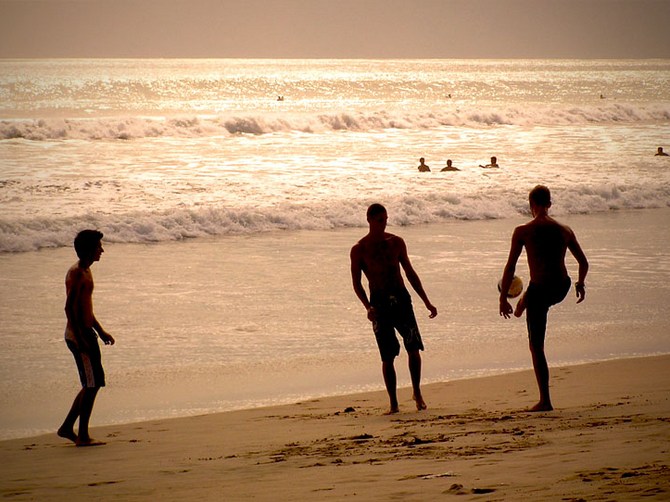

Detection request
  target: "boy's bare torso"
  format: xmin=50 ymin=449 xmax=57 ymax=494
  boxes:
xmin=66 ymin=264 xmax=96 ymax=329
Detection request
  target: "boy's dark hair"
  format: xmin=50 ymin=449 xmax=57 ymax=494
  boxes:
xmin=74 ymin=229 xmax=103 ymax=260
xmin=529 ymin=185 xmax=551 ymax=207
xmin=366 ymin=203 xmax=387 ymax=220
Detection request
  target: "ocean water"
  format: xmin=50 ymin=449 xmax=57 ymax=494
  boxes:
xmin=1 ymin=59 xmax=670 ymax=251
xmin=1 ymin=59 xmax=669 ymax=439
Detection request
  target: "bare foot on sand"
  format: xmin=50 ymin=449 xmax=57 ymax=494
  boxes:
xmin=384 ymin=407 xmax=400 ymax=415
xmin=75 ymin=438 xmax=106 ymax=447
xmin=57 ymin=427 xmax=77 ymax=443
xmin=413 ymin=395 xmax=428 ymax=411
xmin=528 ymin=402 xmax=553 ymax=412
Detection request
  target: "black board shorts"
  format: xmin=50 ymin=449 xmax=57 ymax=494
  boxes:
xmin=66 ymin=334 xmax=106 ymax=388
xmin=370 ymin=288 xmax=424 ymax=362
xmin=525 ymin=277 xmax=571 ymax=345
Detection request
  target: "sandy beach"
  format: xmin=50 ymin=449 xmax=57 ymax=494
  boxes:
xmin=1 ymin=354 xmax=668 ymax=501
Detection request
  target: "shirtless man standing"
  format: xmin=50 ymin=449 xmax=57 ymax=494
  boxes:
xmin=499 ymin=186 xmax=588 ymax=412
xmin=351 ymin=203 xmax=438 ymax=414
xmin=58 ymin=229 xmax=115 ymax=446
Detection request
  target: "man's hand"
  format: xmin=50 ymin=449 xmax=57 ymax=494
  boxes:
xmin=575 ymin=283 xmax=586 ymax=304
xmin=366 ymin=307 xmax=376 ymax=323
xmin=99 ymin=331 xmax=115 ymax=346
xmin=499 ymin=299 xmax=513 ymax=319
xmin=426 ymin=303 xmax=438 ymax=319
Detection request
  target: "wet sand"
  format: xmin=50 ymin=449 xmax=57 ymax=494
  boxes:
xmin=1 ymin=355 xmax=668 ymax=501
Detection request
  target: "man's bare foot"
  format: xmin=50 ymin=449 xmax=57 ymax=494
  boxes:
xmin=75 ymin=437 xmax=106 ymax=447
xmin=413 ymin=395 xmax=427 ymax=411
xmin=514 ymin=295 xmax=527 ymax=318
xmin=57 ymin=427 xmax=77 ymax=443
xmin=528 ymin=402 xmax=553 ymax=412
xmin=384 ymin=407 xmax=400 ymax=415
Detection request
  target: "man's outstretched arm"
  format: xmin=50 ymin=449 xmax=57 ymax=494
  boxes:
xmin=398 ymin=240 xmax=437 ymax=318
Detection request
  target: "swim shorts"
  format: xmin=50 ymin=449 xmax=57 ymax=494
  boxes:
xmin=65 ymin=328 xmax=105 ymax=388
xmin=525 ymin=277 xmax=571 ymax=346
xmin=370 ymin=288 xmax=424 ymax=362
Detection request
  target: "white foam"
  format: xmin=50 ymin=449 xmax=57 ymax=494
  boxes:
xmin=2 ymin=102 xmax=669 ymax=141
xmin=1 ymin=184 xmax=668 ymax=253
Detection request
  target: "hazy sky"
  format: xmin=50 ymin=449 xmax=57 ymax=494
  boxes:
xmin=1 ymin=0 xmax=669 ymax=59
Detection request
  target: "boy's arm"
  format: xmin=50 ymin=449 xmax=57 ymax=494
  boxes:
xmin=567 ymin=230 xmax=589 ymax=303
xmin=65 ymin=269 xmax=89 ymax=348
xmin=398 ymin=239 xmax=437 ymax=318
xmin=350 ymin=245 xmax=374 ymax=321
xmin=500 ymin=227 xmax=524 ymax=318
xmin=93 ymin=318 xmax=115 ymax=345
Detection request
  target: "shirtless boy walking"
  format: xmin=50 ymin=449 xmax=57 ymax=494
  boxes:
xmin=499 ymin=186 xmax=588 ymax=411
xmin=58 ymin=230 xmax=115 ymax=446
xmin=351 ymin=203 xmax=438 ymax=414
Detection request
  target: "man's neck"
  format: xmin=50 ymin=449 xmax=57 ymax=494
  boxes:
xmin=532 ymin=205 xmax=550 ymax=219
xmin=78 ymin=259 xmax=93 ymax=269
xmin=368 ymin=228 xmax=387 ymax=239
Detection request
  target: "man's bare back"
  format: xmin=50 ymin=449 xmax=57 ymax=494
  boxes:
xmin=499 ymin=186 xmax=588 ymax=412
xmin=514 ymin=215 xmax=574 ymax=285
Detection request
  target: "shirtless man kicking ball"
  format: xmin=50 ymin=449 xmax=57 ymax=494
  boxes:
xmin=499 ymin=186 xmax=588 ymax=412
xmin=351 ymin=203 xmax=437 ymax=414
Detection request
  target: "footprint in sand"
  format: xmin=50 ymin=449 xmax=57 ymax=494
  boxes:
xmin=87 ymin=480 xmax=121 ymax=487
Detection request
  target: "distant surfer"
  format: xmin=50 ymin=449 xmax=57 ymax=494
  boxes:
xmin=277 ymin=95 xmax=284 ymax=101
xmin=440 ymin=159 xmax=460 ymax=172
xmin=417 ymin=157 xmax=431 ymax=172
xmin=351 ymin=203 xmax=438 ymax=414
xmin=655 ymin=147 xmax=669 ymax=157
xmin=499 ymin=185 xmax=589 ymax=412
xmin=480 ymin=156 xmax=499 ymax=168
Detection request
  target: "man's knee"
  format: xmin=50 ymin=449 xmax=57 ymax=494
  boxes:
xmin=381 ymin=355 xmax=396 ymax=365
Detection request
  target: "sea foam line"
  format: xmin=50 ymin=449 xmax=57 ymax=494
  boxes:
xmin=2 ymin=103 xmax=669 ymax=141
xmin=1 ymin=187 xmax=668 ymax=253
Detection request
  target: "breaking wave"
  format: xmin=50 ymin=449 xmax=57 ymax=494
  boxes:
xmin=2 ymin=103 xmax=669 ymax=141
xmin=1 ymin=184 xmax=668 ymax=253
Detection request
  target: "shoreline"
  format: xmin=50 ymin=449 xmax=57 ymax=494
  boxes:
xmin=2 ymin=205 xmax=670 ymax=256
xmin=2 ymin=351 xmax=667 ymax=442
xmin=2 ymin=354 xmax=669 ymax=500
xmin=1 ymin=207 xmax=670 ymax=442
